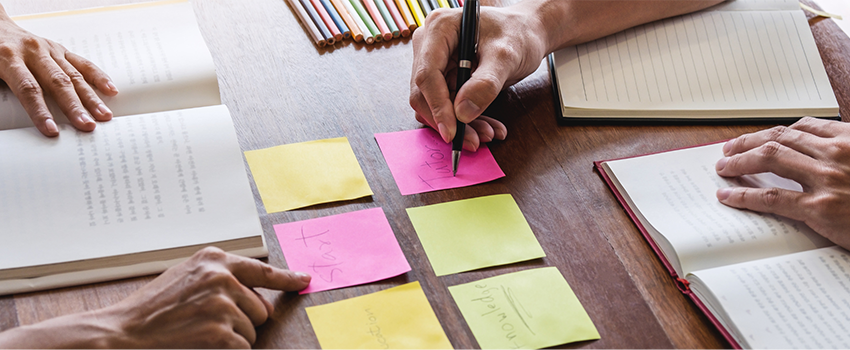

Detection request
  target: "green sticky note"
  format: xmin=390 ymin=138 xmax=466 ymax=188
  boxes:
xmin=448 ymin=267 xmax=600 ymax=349
xmin=244 ymin=137 xmax=373 ymax=213
xmin=406 ymin=194 xmax=545 ymax=276
xmin=306 ymin=281 xmax=452 ymax=349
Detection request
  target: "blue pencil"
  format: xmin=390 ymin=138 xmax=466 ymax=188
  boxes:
xmin=320 ymin=0 xmax=351 ymax=39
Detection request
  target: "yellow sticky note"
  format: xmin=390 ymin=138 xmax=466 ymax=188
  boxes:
xmin=448 ymin=267 xmax=600 ymax=349
xmin=306 ymin=281 xmax=452 ymax=349
xmin=244 ymin=137 xmax=373 ymax=213
xmin=406 ymin=194 xmax=545 ymax=276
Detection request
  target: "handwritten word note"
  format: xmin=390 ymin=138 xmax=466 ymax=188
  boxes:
xmin=406 ymin=194 xmax=545 ymax=276
xmin=306 ymin=281 xmax=453 ymax=349
xmin=375 ymin=129 xmax=504 ymax=195
xmin=244 ymin=137 xmax=373 ymax=213
xmin=448 ymin=267 xmax=600 ymax=349
xmin=274 ymin=207 xmax=411 ymax=294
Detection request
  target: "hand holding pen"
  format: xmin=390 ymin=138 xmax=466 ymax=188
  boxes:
xmin=409 ymin=2 xmax=551 ymax=158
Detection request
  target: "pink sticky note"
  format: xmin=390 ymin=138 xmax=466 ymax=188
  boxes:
xmin=375 ymin=128 xmax=505 ymax=195
xmin=274 ymin=207 xmax=411 ymax=294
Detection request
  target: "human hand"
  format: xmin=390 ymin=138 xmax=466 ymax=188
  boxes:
xmin=409 ymin=3 xmax=548 ymax=151
xmin=0 ymin=4 xmax=118 ymax=137
xmin=101 ymin=247 xmax=310 ymax=348
xmin=715 ymin=117 xmax=850 ymax=249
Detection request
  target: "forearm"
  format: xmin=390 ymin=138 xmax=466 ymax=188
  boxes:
xmin=512 ymin=0 xmax=724 ymax=54
xmin=0 ymin=308 xmax=125 ymax=348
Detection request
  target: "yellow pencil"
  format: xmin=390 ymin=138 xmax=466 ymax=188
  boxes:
xmin=394 ymin=0 xmax=417 ymax=32
xmin=437 ymin=0 xmax=449 ymax=9
xmin=406 ymin=0 xmax=425 ymax=27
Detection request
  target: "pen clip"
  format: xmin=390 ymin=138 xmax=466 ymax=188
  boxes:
xmin=474 ymin=0 xmax=479 ymax=54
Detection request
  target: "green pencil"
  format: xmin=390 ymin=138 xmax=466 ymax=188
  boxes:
xmin=349 ymin=0 xmax=380 ymax=40
xmin=373 ymin=0 xmax=399 ymax=38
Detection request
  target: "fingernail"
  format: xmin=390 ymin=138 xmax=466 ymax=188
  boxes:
xmin=717 ymin=188 xmax=732 ymax=201
xmin=295 ymin=272 xmax=311 ymax=283
xmin=456 ymin=99 xmax=481 ymax=122
xmin=437 ymin=122 xmax=451 ymax=143
xmin=81 ymin=112 xmax=94 ymax=124
xmin=715 ymin=157 xmax=728 ymax=171
xmin=494 ymin=128 xmax=507 ymax=140
xmin=723 ymin=139 xmax=734 ymax=155
xmin=106 ymin=80 xmax=119 ymax=93
xmin=463 ymin=139 xmax=477 ymax=152
xmin=97 ymin=103 xmax=112 ymax=118
xmin=45 ymin=119 xmax=58 ymax=134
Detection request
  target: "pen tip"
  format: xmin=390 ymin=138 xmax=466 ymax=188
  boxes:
xmin=452 ymin=150 xmax=460 ymax=177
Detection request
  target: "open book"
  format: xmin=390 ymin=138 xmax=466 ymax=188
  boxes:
xmin=596 ymin=143 xmax=850 ymax=349
xmin=0 ymin=2 xmax=266 ymax=295
xmin=0 ymin=0 xmax=220 ymax=130
xmin=549 ymin=0 xmax=839 ymax=122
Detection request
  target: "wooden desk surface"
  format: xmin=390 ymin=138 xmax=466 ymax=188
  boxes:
xmin=1 ymin=0 xmax=848 ymax=348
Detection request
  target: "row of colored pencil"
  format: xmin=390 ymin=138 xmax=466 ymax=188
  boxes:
xmin=286 ymin=0 xmax=464 ymax=46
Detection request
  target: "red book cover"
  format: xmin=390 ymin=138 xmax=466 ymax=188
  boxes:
xmin=594 ymin=140 xmax=742 ymax=349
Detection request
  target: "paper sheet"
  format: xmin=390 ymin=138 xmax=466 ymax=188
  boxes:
xmin=306 ymin=281 xmax=453 ymax=349
xmin=405 ymin=194 xmax=545 ymax=276
xmin=244 ymin=137 xmax=373 ymax=212
xmin=274 ymin=207 xmax=411 ymax=294
xmin=375 ymin=129 xmax=505 ymax=195
xmin=448 ymin=267 xmax=600 ymax=349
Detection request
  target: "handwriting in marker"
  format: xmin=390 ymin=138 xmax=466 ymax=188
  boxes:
xmin=375 ymin=129 xmax=504 ymax=195
xmin=296 ymin=225 xmax=344 ymax=282
xmin=274 ymin=208 xmax=412 ymax=294
xmin=365 ymin=308 xmax=391 ymax=349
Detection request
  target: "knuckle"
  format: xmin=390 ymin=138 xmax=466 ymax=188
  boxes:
xmin=20 ymin=36 xmax=42 ymax=51
xmin=411 ymin=65 xmax=431 ymax=89
xmin=0 ymin=44 xmax=15 ymax=61
xmin=818 ymin=165 xmax=848 ymax=187
xmin=766 ymin=126 xmax=789 ymax=142
xmin=761 ymin=188 xmax=783 ymax=208
xmin=757 ymin=141 xmax=783 ymax=159
xmin=196 ymin=246 xmax=227 ymax=262
xmin=47 ymin=71 xmax=72 ymax=88
xmin=65 ymin=69 xmax=85 ymax=83
xmin=16 ymin=78 xmax=42 ymax=97
xmin=811 ymin=194 xmax=841 ymax=217
xmin=426 ymin=8 xmax=452 ymax=24
xmin=792 ymin=116 xmax=817 ymax=129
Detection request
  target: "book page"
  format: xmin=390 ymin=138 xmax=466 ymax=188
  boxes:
xmin=0 ymin=1 xmax=220 ymax=130
xmin=604 ymin=143 xmax=832 ymax=276
xmin=711 ymin=0 xmax=800 ymax=11
xmin=689 ymin=246 xmax=850 ymax=348
xmin=553 ymin=8 xmax=837 ymax=117
xmin=0 ymin=105 xmax=261 ymax=276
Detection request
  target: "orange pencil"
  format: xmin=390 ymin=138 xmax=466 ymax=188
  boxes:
xmin=383 ymin=0 xmax=409 ymax=37
xmin=361 ymin=0 xmax=392 ymax=41
xmin=331 ymin=0 xmax=363 ymax=42
xmin=394 ymin=0 xmax=417 ymax=33
xmin=309 ymin=0 xmax=343 ymax=42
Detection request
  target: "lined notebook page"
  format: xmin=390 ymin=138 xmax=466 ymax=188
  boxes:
xmin=553 ymin=7 xmax=838 ymax=117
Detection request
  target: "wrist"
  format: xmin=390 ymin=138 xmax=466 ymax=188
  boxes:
xmin=0 ymin=308 xmax=127 ymax=349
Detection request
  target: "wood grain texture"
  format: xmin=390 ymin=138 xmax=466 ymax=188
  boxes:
xmin=1 ymin=0 xmax=848 ymax=348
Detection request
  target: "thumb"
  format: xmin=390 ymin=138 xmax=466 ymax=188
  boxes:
xmin=454 ymin=58 xmax=507 ymax=123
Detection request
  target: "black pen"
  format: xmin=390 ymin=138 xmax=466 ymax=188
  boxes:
xmin=451 ymin=0 xmax=478 ymax=176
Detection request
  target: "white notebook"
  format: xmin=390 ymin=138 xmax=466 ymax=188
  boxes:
xmin=549 ymin=0 xmax=839 ymax=121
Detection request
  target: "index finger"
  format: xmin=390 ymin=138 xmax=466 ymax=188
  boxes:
xmin=411 ymin=10 xmax=461 ymax=143
xmin=225 ymin=254 xmax=311 ymax=291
